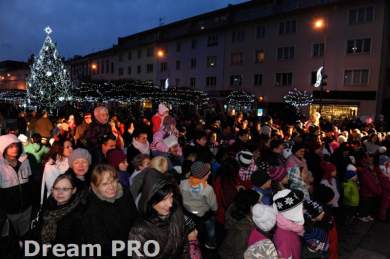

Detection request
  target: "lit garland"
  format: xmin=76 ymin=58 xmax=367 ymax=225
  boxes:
xmin=225 ymin=90 xmax=255 ymax=109
xmin=0 ymin=80 xmax=210 ymax=108
xmin=283 ymin=88 xmax=313 ymax=108
xmin=25 ymin=26 xmax=73 ymax=111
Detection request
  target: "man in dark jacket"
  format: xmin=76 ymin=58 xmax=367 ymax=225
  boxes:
xmin=84 ymin=106 xmax=112 ymax=152
xmin=74 ymin=112 xmax=92 ymax=147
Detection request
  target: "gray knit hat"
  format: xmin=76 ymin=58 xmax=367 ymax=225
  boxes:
xmin=190 ymin=161 xmax=210 ymax=179
xmin=68 ymin=148 xmax=92 ymax=167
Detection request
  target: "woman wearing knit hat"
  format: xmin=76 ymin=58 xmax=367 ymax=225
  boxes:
xmin=151 ymin=115 xmax=182 ymax=156
xmin=219 ymin=190 xmax=260 ymax=259
xmin=180 ymin=161 xmax=217 ymax=249
xmin=65 ymin=148 xmax=92 ymax=192
xmin=237 ymin=150 xmax=257 ymax=190
xmin=244 ymin=204 xmax=279 ymax=259
xmin=273 ymin=189 xmax=305 ymax=259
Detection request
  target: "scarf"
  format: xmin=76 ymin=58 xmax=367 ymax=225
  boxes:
xmin=92 ymin=183 xmax=124 ymax=203
xmin=40 ymin=191 xmax=85 ymax=243
xmin=132 ymin=138 xmax=150 ymax=155
xmin=276 ymin=213 xmax=304 ymax=236
xmin=189 ymin=176 xmax=207 ymax=193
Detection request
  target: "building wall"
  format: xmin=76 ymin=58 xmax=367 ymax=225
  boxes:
xmin=68 ymin=0 xmax=387 ymax=116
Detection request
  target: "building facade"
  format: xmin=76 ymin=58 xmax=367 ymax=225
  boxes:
xmin=0 ymin=60 xmax=29 ymax=90
xmin=68 ymin=0 xmax=390 ymax=118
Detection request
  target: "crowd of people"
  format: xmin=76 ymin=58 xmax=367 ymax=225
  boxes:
xmin=0 ymin=104 xmax=389 ymax=259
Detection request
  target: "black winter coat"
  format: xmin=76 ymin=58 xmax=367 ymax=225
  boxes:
xmin=82 ymin=187 xmax=138 ymax=259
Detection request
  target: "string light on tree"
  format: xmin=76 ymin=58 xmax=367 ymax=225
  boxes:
xmin=225 ymin=90 xmax=255 ymax=111
xmin=283 ymin=88 xmax=313 ymax=108
xmin=26 ymin=26 xmax=73 ymax=111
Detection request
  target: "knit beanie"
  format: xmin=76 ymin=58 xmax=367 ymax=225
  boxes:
xmin=273 ymin=189 xmax=304 ymax=224
xmin=68 ymin=148 xmax=92 ymax=167
xmin=251 ymin=169 xmax=271 ymax=188
xmin=190 ymin=161 xmax=210 ymax=179
xmin=252 ymin=204 xmax=277 ymax=232
xmin=304 ymin=199 xmax=324 ymax=220
xmin=158 ymin=103 xmax=169 ymax=115
xmin=0 ymin=134 xmax=20 ymax=156
xmin=107 ymin=149 xmax=127 ymax=169
xmin=304 ymin=227 xmax=329 ymax=253
xmin=345 ymin=164 xmax=357 ymax=180
xmin=292 ymin=143 xmax=304 ymax=155
xmin=237 ymin=150 xmax=253 ymax=166
xmin=18 ymin=134 xmax=28 ymax=144
xmin=268 ymin=166 xmax=287 ymax=182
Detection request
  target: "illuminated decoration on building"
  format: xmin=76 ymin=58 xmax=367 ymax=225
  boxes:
xmin=225 ymin=90 xmax=255 ymax=111
xmin=0 ymin=80 xmax=209 ymax=109
xmin=283 ymin=88 xmax=313 ymax=108
xmin=26 ymin=26 xmax=73 ymax=111
xmin=314 ymin=66 xmax=324 ymax=88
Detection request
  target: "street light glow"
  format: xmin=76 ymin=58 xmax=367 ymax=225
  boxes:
xmin=156 ymin=49 xmax=165 ymax=58
xmin=91 ymin=64 xmax=97 ymax=70
xmin=313 ymin=18 xmax=325 ymax=30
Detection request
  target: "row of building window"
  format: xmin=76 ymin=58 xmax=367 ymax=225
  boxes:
xmin=156 ymin=69 xmax=369 ymax=88
xmin=115 ymin=38 xmax=372 ymax=75
xmin=115 ymin=6 xmax=374 ymax=60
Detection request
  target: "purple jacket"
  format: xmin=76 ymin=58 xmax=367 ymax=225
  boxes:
xmin=273 ymin=226 xmax=301 ymax=259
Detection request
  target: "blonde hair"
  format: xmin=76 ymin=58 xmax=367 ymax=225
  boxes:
xmin=150 ymin=156 xmax=168 ymax=174
xmin=91 ymin=164 xmax=118 ymax=186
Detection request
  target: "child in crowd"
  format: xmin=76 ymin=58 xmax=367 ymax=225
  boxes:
xmin=343 ymin=162 xmax=359 ymax=223
xmin=251 ymin=161 xmax=273 ymax=205
xmin=245 ymin=204 xmax=279 ymax=259
xmin=273 ymin=189 xmax=305 ymax=259
xmin=237 ymin=150 xmax=257 ymax=190
xmin=180 ymin=161 xmax=218 ymax=249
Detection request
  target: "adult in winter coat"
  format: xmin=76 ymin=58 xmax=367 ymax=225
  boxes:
xmin=84 ymin=106 xmax=112 ymax=151
xmin=83 ymin=164 xmax=138 ymax=259
xmin=64 ymin=148 xmax=92 ymax=192
xmin=126 ymin=127 xmax=151 ymax=164
xmin=34 ymin=111 xmax=53 ymax=139
xmin=41 ymin=140 xmax=73 ymax=205
xmin=128 ymin=169 xmax=186 ymax=259
xmin=218 ymin=190 xmax=259 ymax=259
xmin=39 ymin=174 xmax=87 ymax=247
xmin=0 ymin=134 xmax=33 ymax=238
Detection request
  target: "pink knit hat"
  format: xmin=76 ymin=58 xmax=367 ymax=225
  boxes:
xmin=268 ymin=166 xmax=287 ymax=182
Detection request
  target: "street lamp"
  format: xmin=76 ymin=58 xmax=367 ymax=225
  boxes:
xmin=91 ymin=63 xmax=97 ymax=70
xmin=312 ymin=17 xmax=327 ymax=113
xmin=156 ymin=49 xmax=165 ymax=58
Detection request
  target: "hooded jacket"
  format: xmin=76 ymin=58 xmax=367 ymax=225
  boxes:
xmin=129 ymin=169 xmax=186 ymax=259
xmin=0 ymin=134 xmax=32 ymax=214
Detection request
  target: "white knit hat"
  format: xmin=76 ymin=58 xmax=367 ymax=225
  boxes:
xmin=237 ymin=150 xmax=253 ymax=166
xmin=273 ymin=189 xmax=304 ymax=225
xmin=252 ymin=204 xmax=277 ymax=232
xmin=0 ymin=134 xmax=20 ymax=156
xmin=163 ymin=135 xmax=178 ymax=148
xmin=18 ymin=134 xmax=28 ymax=144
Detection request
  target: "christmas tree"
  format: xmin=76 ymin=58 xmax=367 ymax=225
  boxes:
xmin=26 ymin=26 xmax=73 ymax=111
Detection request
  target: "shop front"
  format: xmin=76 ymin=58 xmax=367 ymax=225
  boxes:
xmin=310 ymin=103 xmax=358 ymax=120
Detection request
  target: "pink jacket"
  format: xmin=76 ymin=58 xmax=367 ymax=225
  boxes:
xmin=248 ymin=229 xmax=268 ymax=246
xmin=273 ymin=226 xmax=301 ymax=259
xmin=150 ymin=129 xmax=182 ymax=155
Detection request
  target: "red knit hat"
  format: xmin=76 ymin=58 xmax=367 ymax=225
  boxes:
xmin=107 ymin=149 xmax=126 ymax=169
xmin=320 ymin=161 xmax=336 ymax=180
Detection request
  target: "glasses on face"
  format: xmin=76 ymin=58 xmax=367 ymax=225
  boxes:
xmin=53 ymin=187 xmax=73 ymax=192
xmin=101 ymin=179 xmax=119 ymax=188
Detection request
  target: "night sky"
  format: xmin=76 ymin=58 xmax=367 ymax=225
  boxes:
xmin=0 ymin=0 xmax=247 ymax=61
